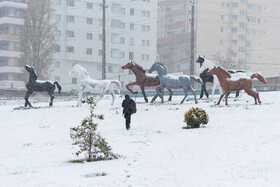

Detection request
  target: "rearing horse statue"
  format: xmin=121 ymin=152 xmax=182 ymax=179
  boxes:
xmin=24 ymin=65 xmax=62 ymax=107
xmin=121 ymin=61 xmax=173 ymax=103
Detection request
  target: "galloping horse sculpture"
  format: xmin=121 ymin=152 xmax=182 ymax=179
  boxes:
xmin=121 ymin=61 xmax=172 ymax=103
xmin=196 ymin=56 xmax=246 ymax=100
xmin=207 ymin=66 xmax=267 ymax=105
xmin=148 ymin=61 xmax=202 ymax=104
xmin=24 ymin=65 xmax=62 ymax=107
xmin=69 ymin=64 xmax=121 ymax=106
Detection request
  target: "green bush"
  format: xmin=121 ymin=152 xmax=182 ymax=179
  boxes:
xmin=70 ymin=96 xmax=118 ymax=162
xmin=183 ymin=107 xmax=209 ymax=128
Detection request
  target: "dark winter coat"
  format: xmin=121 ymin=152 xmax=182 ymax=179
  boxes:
xmin=122 ymin=98 xmax=135 ymax=115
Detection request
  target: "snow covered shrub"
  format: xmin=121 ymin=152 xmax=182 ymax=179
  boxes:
xmin=70 ymin=96 xmax=118 ymax=162
xmin=183 ymin=107 xmax=209 ymax=128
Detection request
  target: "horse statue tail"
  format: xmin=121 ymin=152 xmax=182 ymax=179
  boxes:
xmin=54 ymin=81 xmax=62 ymax=93
xmin=190 ymin=75 xmax=203 ymax=84
xmin=111 ymin=80 xmax=121 ymax=94
xmin=250 ymin=73 xmax=268 ymax=84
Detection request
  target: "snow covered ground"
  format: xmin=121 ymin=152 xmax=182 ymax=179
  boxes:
xmin=0 ymin=91 xmax=280 ymax=187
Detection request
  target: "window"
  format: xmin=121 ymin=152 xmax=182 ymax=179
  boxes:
xmin=99 ymin=34 xmax=102 ymax=41
xmin=99 ymin=49 xmax=102 ymax=56
xmin=141 ymin=25 xmax=150 ymax=32
xmin=55 ymin=0 xmax=61 ymax=6
xmin=130 ymin=8 xmax=135 ymax=15
xmin=66 ymin=46 xmax=74 ymax=53
xmin=72 ymin=78 xmax=77 ymax=84
xmin=111 ymin=19 xmax=125 ymax=29
xmin=66 ymin=0 xmax=74 ymax=7
xmin=239 ymin=47 xmax=244 ymax=52
xmin=87 ymin=2 xmax=93 ymax=9
xmin=129 ymin=37 xmax=134 ymax=46
xmin=112 ymin=3 xmax=125 ymax=14
xmin=246 ymin=41 xmax=251 ymax=47
xmin=86 ymin=48 xmax=92 ymax=55
xmin=54 ymin=61 xmax=60 ymax=68
xmin=142 ymin=10 xmax=150 ymax=17
xmin=87 ymin=33 xmax=92 ymax=40
xmin=111 ymin=49 xmax=124 ymax=58
xmin=145 ymin=54 xmax=149 ymax=60
xmin=66 ymin=31 xmax=74 ymax=38
xmin=66 ymin=15 xmax=74 ymax=22
xmin=130 ymin=23 xmax=134 ymax=30
xmin=54 ymin=76 xmax=60 ymax=82
xmin=55 ymin=30 xmax=61 ymax=37
xmin=129 ymin=52 xmax=134 ymax=60
xmin=108 ymin=66 xmax=113 ymax=73
xmin=55 ymin=14 xmax=61 ymax=22
xmin=56 ymin=45 xmax=60 ymax=52
xmin=239 ymin=34 xmax=244 ymax=40
xmin=97 ymin=64 xmax=102 ymax=71
xmin=87 ymin=18 xmax=93 ymax=24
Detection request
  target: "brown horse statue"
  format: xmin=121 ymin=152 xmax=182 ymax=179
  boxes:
xmin=121 ymin=61 xmax=173 ymax=103
xmin=206 ymin=66 xmax=267 ymax=105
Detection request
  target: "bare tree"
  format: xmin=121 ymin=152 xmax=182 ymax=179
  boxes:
xmin=212 ymin=48 xmax=242 ymax=69
xmin=20 ymin=0 xmax=57 ymax=80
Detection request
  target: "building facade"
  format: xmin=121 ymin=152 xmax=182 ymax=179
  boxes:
xmin=196 ymin=0 xmax=280 ymax=77
xmin=52 ymin=0 xmax=157 ymax=92
xmin=0 ymin=0 xmax=27 ymax=90
xmin=0 ymin=0 xmax=157 ymax=92
xmin=157 ymin=0 xmax=193 ymax=75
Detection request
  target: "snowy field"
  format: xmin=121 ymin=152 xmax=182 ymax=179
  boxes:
xmin=0 ymin=91 xmax=280 ymax=187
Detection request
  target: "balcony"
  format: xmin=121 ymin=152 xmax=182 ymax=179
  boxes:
xmin=0 ymin=1 xmax=27 ymax=9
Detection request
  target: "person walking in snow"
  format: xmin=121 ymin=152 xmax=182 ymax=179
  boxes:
xmin=122 ymin=94 xmax=136 ymax=130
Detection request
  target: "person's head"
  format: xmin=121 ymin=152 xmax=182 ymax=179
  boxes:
xmin=125 ymin=94 xmax=130 ymax=99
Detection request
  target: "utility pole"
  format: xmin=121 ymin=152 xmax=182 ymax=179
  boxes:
xmin=102 ymin=0 xmax=107 ymax=80
xmin=190 ymin=2 xmax=195 ymax=75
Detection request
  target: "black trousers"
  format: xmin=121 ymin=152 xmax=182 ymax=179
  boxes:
xmin=124 ymin=113 xmax=131 ymax=130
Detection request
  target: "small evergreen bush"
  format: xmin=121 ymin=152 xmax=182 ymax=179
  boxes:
xmin=70 ymin=96 xmax=118 ymax=162
xmin=183 ymin=107 xmax=209 ymax=128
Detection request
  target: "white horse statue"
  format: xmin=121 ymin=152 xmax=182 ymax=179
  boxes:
xmin=69 ymin=64 xmax=121 ymax=106
xmin=196 ymin=56 xmax=247 ymax=100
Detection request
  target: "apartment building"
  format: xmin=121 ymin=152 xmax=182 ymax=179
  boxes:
xmin=0 ymin=0 xmax=27 ymax=90
xmin=196 ymin=0 xmax=280 ymax=76
xmin=0 ymin=0 xmax=157 ymax=91
xmin=52 ymin=0 xmax=157 ymax=91
xmin=157 ymin=0 xmax=193 ymax=74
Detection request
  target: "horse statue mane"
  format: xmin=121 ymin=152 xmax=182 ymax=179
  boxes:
xmin=155 ymin=61 xmax=167 ymax=72
xmin=217 ymin=66 xmax=231 ymax=78
xmin=132 ymin=61 xmax=146 ymax=73
xmin=75 ymin=64 xmax=89 ymax=76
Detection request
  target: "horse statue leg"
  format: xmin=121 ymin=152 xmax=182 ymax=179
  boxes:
xmin=160 ymin=85 xmax=165 ymax=103
xmin=110 ymin=87 xmax=116 ymax=106
xmin=76 ymin=90 xmax=84 ymax=107
xmin=199 ymin=84 xmax=204 ymax=99
xmin=180 ymin=89 xmax=189 ymax=104
xmin=155 ymin=85 xmax=164 ymax=103
xmin=150 ymin=93 xmax=158 ymax=103
xmin=167 ymin=88 xmax=172 ymax=101
xmin=125 ymin=82 xmax=139 ymax=95
xmin=140 ymin=86 xmax=148 ymax=103
xmin=217 ymin=91 xmax=226 ymax=105
xmin=96 ymin=87 xmax=106 ymax=104
xmin=234 ymin=90 xmax=245 ymax=101
xmin=190 ymin=87 xmax=198 ymax=104
xmin=24 ymin=90 xmax=33 ymax=107
xmin=47 ymin=90 xmax=55 ymax=107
